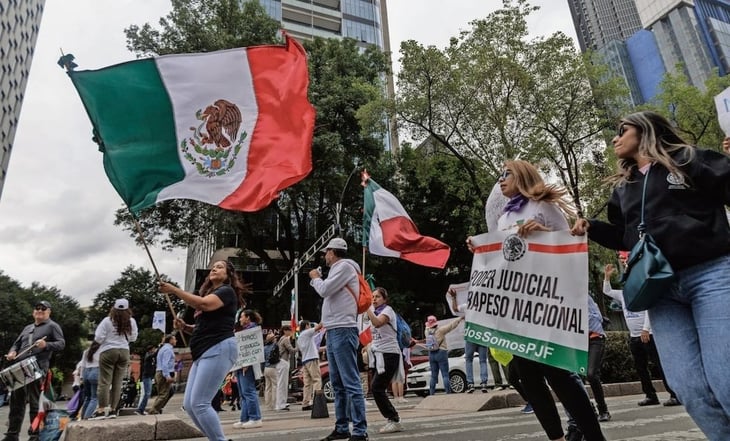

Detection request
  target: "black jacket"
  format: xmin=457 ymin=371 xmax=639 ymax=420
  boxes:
xmin=589 ymin=148 xmax=730 ymax=272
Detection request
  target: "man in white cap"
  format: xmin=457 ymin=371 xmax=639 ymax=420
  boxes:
xmin=309 ymin=238 xmax=368 ymax=441
xmin=3 ymin=300 xmax=65 ymax=441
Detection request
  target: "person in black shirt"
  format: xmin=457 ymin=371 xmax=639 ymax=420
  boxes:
xmin=160 ymin=260 xmax=248 ymax=441
xmin=135 ymin=345 xmax=157 ymax=415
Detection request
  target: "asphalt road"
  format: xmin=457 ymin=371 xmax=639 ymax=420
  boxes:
xmin=0 ymin=391 xmax=704 ymax=440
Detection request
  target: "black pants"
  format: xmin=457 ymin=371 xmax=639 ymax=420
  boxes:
xmin=5 ymin=378 xmax=41 ymax=439
xmin=629 ymin=335 xmax=676 ymax=399
xmin=370 ymin=352 xmax=400 ymax=422
xmin=586 ymin=337 xmax=608 ymax=412
xmin=507 ymin=359 xmax=528 ymax=401
xmin=515 ymin=357 xmax=604 ymax=441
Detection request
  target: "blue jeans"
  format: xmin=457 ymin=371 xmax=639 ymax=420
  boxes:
xmin=236 ymin=367 xmax=261 ymax=422
xmin=184 ymin=337 xmax=237 ymax=441
xmin=326 ymin=327 xmax=367 ymax=437
xmin=429 ymin=349 xmax=450 ymax=394
xmin=650 ymin=255 xmax=730 ymax=441
xmin=464 ymin=341 xmax=488 ymax=385
xmin=81 ymin=367 xmax=99 ymax=419
xmin=136 ymin=376 xmax=152 ymax=413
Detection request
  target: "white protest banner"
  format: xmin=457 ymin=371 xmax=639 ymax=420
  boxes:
xmin=714 ymin=86 xmax=730 ymax=135
xmin=465 ymin=230 xmax=588 ymax=374
xmin=152 ymin=311 xmax=166 ymax=332
xmin=231 ymin=327 xmax=265 ymax=371
xmin=445 ymin=282 xmax=470 ymax=317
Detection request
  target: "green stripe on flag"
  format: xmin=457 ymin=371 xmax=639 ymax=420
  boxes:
xmin=70 ymin=59 xmax=183 ymax=213
xmin=464 ymin=321 xmax=588 ymax=374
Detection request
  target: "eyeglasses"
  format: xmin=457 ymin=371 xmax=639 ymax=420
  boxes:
xmin=617 ymin=123 xmax=635 ymax=137
xmin=34 ymin=305 xmax=48 ymax=311
xmin=498 ymin=170 xmax=512 ymax=180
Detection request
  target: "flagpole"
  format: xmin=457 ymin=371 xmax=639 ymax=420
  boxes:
xmin=131 ymin=215 xmax=188 ymax=346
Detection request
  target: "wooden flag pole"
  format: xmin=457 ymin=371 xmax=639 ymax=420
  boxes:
xmin=131 ymin=215 xmax=188 ymax=347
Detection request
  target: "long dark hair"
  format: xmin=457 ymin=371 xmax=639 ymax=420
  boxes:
xmin=199 ymin=260 xmax=251 ymax=308
xmin=109 ymin=307 xmax=133 ymax=337
xmin=86 ymin=340 xmax=101 ymax=362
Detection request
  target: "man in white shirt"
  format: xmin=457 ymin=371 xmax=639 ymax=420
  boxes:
xmin=604 ymin=262 xmax=679 ymax=407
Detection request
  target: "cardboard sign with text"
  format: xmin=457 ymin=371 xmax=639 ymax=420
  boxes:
xmin=465 ymin=230 xmax=588 ymax=374
xmin=231 ymin=327 xmax=265 ymax=371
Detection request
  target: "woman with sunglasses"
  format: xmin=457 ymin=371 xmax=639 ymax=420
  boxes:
xmin=492 ymin=159 xmax=604 ymax=441
xmin=572 ymin=111 xmax=730 ymax=440
xmin=160 ymin=261 xmax=248 ymax=441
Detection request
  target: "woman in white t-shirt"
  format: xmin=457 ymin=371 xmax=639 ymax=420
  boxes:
xmin=365 ymin=287 xmax=403 ymax=434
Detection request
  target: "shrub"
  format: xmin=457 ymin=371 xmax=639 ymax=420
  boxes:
xmin=601 ymin=331 xmax=638 ymax=383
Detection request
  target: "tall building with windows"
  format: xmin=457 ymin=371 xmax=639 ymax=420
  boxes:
xmin=243 ymin=0 xmax=398 ymax=152
xmin=0 ymin=0 xmax=46 ymax=200
xmin=567 ymin=0 xmax=643 ymax=51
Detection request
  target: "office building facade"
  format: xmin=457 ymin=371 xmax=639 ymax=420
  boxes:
xmin=567 ymin=0 xmax=643 ymax=51
xmin=0 ymin=0 xmax=45 ymax=200
xmin=243 ymin=0 xmax=398 ymax=152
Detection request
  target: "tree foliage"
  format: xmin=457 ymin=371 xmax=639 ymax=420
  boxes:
xmin=394 ymin=0 xmax=629 ymax=216
xmin=87 ymin=266 xmax=183 ymax=354
xmin=0 ymin=271 xmax=88 ymax=374
xmin=642 ymin=66 xmax=730 ymax=150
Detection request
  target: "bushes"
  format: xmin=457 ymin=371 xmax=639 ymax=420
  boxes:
xmin=600 ymin=331 xmax=637 ymax=383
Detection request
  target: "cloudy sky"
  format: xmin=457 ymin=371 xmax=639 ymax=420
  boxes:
xmin=0 ymin=0 xmax=576 ymax=307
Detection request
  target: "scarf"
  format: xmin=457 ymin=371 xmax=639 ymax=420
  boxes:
xmin=503 ymin=194 xmax=528 ymax=213
xmin=374 ymin=304 xmax=388 ymax=315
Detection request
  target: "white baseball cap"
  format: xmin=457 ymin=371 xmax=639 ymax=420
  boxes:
xmin=326 ymin=238 xmax=348 ymax=251
xmin=114 ymin=299 xmax=129 ymax=310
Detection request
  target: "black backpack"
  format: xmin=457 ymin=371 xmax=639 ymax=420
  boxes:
xmin=267 ymin=340 xmax=281 ymax=365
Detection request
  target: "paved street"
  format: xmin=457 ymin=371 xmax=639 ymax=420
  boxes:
xmin=1 ymin=390 xmax=703 ymax=440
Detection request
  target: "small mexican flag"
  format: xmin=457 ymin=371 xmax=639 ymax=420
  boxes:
xmin=362 ymin=172 xmax=451 ymax=269
xmin=68 ymin=35 xmax=315 ymax=214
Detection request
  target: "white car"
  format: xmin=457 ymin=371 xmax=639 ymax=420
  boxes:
xmin=406 ymin=347 xmax=506 ymax=395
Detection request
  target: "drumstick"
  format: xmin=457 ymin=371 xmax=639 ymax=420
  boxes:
xmin=13 ymin=336 xmax=47 ymax=359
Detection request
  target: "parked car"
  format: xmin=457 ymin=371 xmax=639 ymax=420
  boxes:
xmin=289 ymin=360 xmax=332 ymax=402
xmin=406 ymin=347 xmax=505 ymax=395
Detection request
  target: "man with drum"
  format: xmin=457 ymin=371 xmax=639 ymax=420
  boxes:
xmin=3 ymin=300 xmax=65 ymax=441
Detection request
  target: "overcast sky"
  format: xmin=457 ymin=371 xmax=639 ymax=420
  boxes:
xmin=0 ymin=0 xmax=576 ymax=307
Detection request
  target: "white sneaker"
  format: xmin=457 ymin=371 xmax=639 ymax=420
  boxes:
xmin=240 ymin=420 xmax=263 ymax=429
xmin=396 ymin=397 xmax=408 ymax=404
xmin=233 ymin=421 xmax=245 ymax=428
xmin=379 ymin=420 xmax=403 ymax=433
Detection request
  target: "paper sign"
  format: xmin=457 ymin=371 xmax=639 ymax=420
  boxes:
xmin=714 ymin=86 xmax=730 ymax=136
xmin=231 ymin=327 xmax=265 ymax=371
xmin=445 ymin=282 xmax=470 ymax=317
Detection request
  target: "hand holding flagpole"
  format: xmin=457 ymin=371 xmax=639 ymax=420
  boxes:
xmin=131 ymin=216 xmax=187 ymax=346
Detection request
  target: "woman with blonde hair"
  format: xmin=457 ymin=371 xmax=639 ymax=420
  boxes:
xmin=494 ymin=160 xmax=604 ymax=441
xmin=573 ymin=111 xmax=730 ymax=440
xmin=92 ymin=299 xmax=138 ymax=419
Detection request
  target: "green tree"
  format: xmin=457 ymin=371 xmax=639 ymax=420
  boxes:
xmin=0 ymin=271 xmax=88 ymax=375
xmin=642 ymin=66 xmax=730 ymax=149
xmin=394 ymin=0 xmax=629 ymax=216
xmin=88 ymin=266 xmax=182 ymax=354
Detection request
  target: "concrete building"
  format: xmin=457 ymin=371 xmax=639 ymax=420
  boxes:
xmin=0 ymin=0 xmax=46 ymax=200
xmin=567 ymin=0 xmax=643 ymax=51
xmin=242 ymin=0 xmax=398 ymax=153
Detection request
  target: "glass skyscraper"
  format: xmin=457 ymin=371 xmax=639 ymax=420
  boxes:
xmin=0 ymin=0 xmax=46 ymax=200
xmin=567 ymin=0 xmax=643 ymax=51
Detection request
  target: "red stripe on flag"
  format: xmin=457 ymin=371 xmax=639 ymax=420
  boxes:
xmin=528 ymin=242 xmax=588 ymax=253
xmin=473 ymin=242 xmax=503 ymax=254
xmin=219 ymin=36 xmax=315 ymax=211
xmin=379 ymin=216 xmax=450 ymax=268
xmin=359 ymin=327 xmax=372 ymax=346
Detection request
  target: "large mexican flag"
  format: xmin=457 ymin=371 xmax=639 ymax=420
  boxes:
xmin=69 ymin=35 xmax=315 ymax=214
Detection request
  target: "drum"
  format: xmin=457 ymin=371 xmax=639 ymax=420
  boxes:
xmin=0 ymin=356 xmax=43 ymax=391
